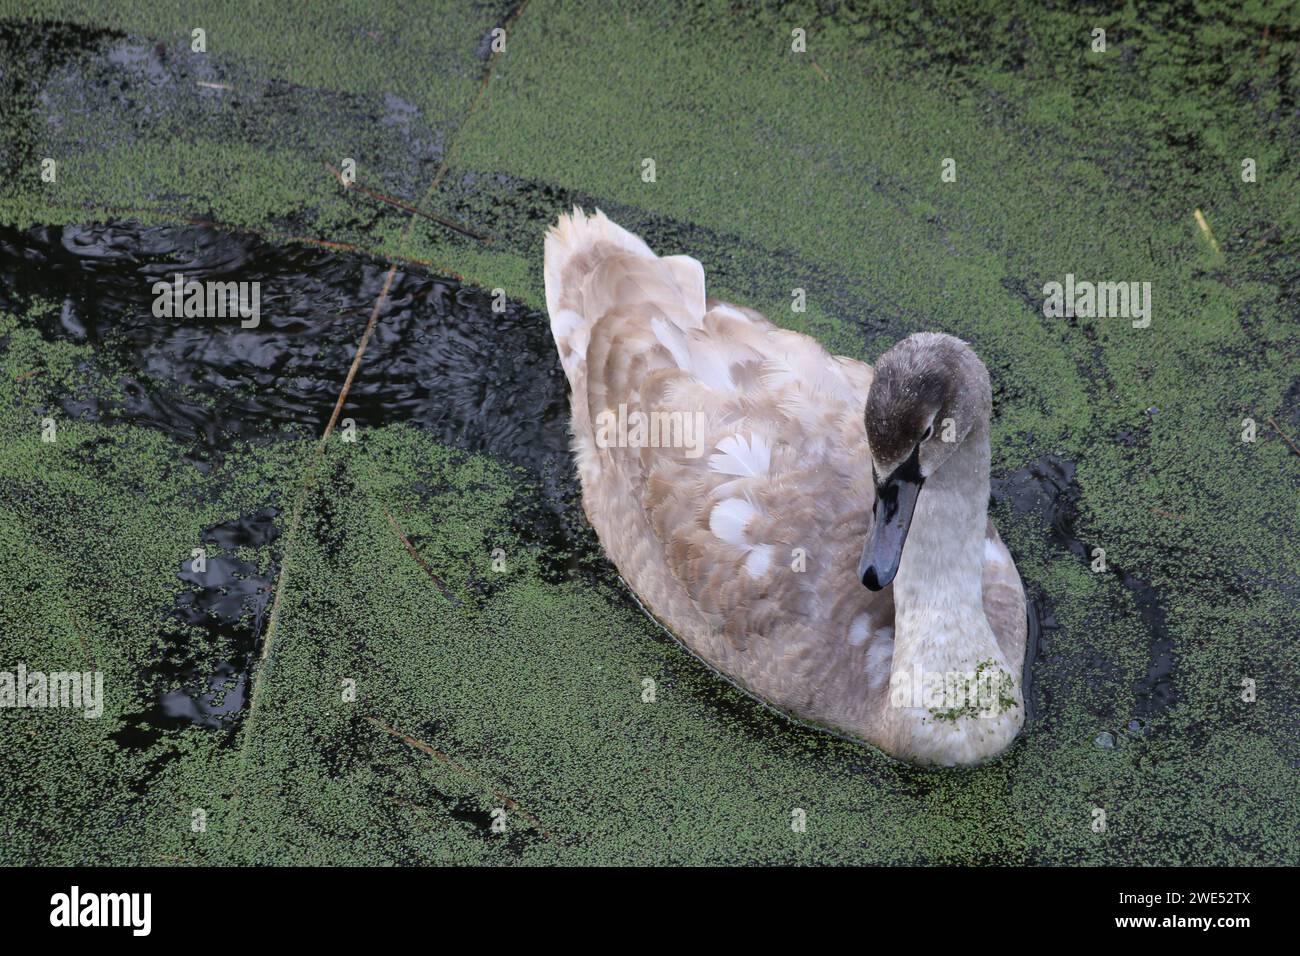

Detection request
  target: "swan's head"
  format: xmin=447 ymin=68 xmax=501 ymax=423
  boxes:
xmin=859 ymin=333 xmax=992 ymax=590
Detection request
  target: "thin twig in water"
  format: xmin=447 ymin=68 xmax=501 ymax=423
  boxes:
xmin=380 ymin=501 xmax=461 ymax=606
xmin=365 ymin=716 xmax=553 ymax=839
xmin=41 ymin=184 xmax=468 ymax=278
xmin=1193 ymin=208 xmax=1220 ymax=254
xmin=1267 ymin=416 xmax=1300 ymax=457
xmin=414 ymin=0 xmax=531 ymax=204
xmin=325 ymin=162 xmax=492 ymax=242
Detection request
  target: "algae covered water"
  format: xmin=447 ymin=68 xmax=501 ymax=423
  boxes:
xmin=0 ymin=1 xmax=1297 ymax=865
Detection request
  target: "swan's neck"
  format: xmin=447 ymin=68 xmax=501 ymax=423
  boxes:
xmin=894 ymin=423 xmax=990 ymax=617
xmin=884 ymin=422 xmax=1022 ymax=764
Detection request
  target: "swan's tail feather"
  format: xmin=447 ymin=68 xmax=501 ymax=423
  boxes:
xmin=544 ymin=207 xmax=704 ymax=384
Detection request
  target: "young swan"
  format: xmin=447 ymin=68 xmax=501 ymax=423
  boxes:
xmin=544 ymin=209 xmax=1026 ymax=766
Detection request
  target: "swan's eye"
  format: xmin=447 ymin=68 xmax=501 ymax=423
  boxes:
xmin=920 ymin=424 xmax=933 ymax=442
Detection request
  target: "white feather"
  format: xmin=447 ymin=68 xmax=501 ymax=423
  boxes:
xmin=865 ymin=638 xmax=894 ymax=690
xmin=743 ymin=545 xmax=773 ymax=578
xmin=848 ymin=614 xmax=873 ymax=646
xmin=709 ymin=497 xmax=757 ymax=547
xmin=709 ymin=433 xmax=772 ymax=478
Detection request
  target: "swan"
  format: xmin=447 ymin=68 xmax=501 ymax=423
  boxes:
xmin=543 ymin=208 xmax=1026 ymax=765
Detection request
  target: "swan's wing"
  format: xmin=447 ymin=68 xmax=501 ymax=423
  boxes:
xmin=982 ymin=520 xmax=1028 ymax=667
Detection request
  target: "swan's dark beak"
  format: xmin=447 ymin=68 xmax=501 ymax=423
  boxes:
xmin=859 ymin=444 xmax=924 ymax=591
